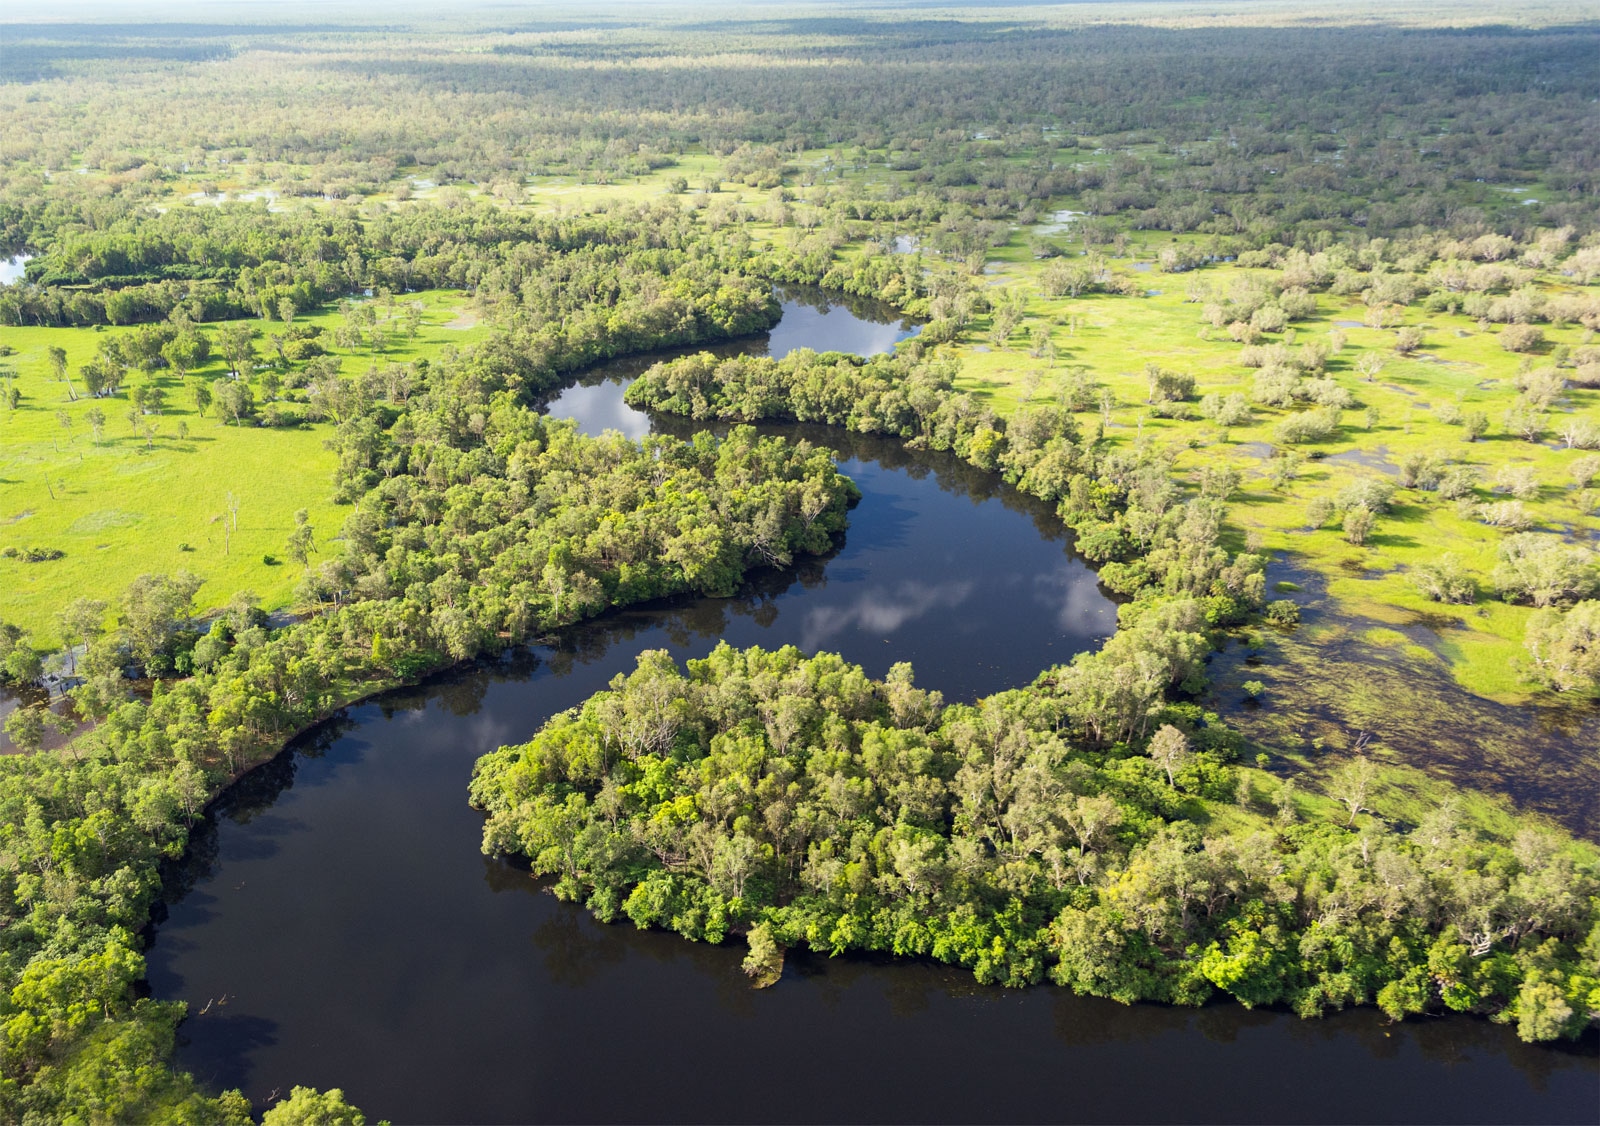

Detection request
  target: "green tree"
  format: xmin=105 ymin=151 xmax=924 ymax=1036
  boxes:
xmin=54 ymin=597 xmax=107 ymax=673
xmin=3 ymin=704 xmax=45 ymax=751
xmin=1525 ymin=601 xmax=1600 ymax=691
xmin=1328 ymin=755 xmax=1377 ymax=826
xmin=1147 ymin=724 xmax=1192 ymax=786
xmin=217 ymin=322 xmax=256 ymax=378
xmin=119 ymin=571 xmax=204 ymax=675
xmin=214 ymin=379 xmax=255 ymax=426
xmin=261 ymin=1086 xmax=369 ymax=1126
xmin=1343 ymin=507 xmax=1375 ymax=545
xmin=287 ymin=509 xmax=316 ymax=569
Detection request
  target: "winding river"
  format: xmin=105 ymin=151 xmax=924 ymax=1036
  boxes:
xmin=146 ymin=290 xmax=1598 ymax=1123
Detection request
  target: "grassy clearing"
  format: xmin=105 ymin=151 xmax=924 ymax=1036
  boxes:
xmin=947 ymin=235 xmax=1599 ymax=702
xmin=0 ymin=290 xmax=488 ymax=643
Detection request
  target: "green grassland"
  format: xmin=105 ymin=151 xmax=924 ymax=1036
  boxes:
xmin=0 ymin=290 xmax=488 ymax=643
xmin=947 ymin=235 xmax=1598 ymax=703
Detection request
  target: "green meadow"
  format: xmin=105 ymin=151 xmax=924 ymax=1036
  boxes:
xmin=0 ymin=290 xmax=488 ymax=643
xmin=948 ymin=236 xmax=1599 ymax=703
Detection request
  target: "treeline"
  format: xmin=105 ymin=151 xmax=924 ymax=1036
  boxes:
xmin=3 ymin=21 xmax=1596 ymax=235
xmin=471 ymin=642 xmax=1598 ymax=1039
xmin=0 ymin=200 xmax=781 ymax=340
xmin=0 ymin=334 xmax=856 ymax=1117
xmin=627 ymin=348 xmax=1274 ymax=623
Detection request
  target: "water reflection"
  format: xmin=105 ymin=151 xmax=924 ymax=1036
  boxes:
xmin=155 ymin=705 xmax=1599 ymax=1126
xmin=539 ymin=285 xmax=918 ymax=439
xmin=148 ymin=434 xmax=1128 ymax=1121
xmin=765 ymin=284 xmax=920 ymax=358
xmin=145 ymin=293 xmax=1596 ymax=1123
xmin=1208 ymin=556 xmax=1600 ymax=835
xmin=801 ymin=579 xmax=975 ymax=652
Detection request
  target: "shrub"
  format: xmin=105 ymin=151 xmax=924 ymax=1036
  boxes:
xmin=1337 ymin=478 xmax=1397 ymax=513
xmin=1275 ymin=406 xmax=1341 ymax=444
xmin=1437 ymin=465 xmax=1481 ymax=500
xmin=1304 ymin=378 xmax=1356 ymax=409
xmin=1199 ymin=392 xmax=1253 ymax=427
xmin=1305 ymin=497 xmax=1334 ymax=529
xmin=1343 ymin=507 xmax=1375 ymax=545
xmin=1480 ymin=501 xmax=1534 ymax=531
xmin=1398 ymin=452 xmax=1447 ymax=491
xmin=1146 ymin=366 xmax=1196 ymax=403
xmin=1410 ymin=555 xmax=1476 ymax=604
xmin=1265 ymin=599 xmax=1300 ymax=625
xmin=1492 ymin=464 xmax=1540 ymax=500
xmin=1394 ymin=326 xmax=1424 ymax=354
xmin=1251 ymin=304 xmax=1288 ymax=333
xmin=1252 ymin=366 xmax=1302 ymax=407
xmin=1500 ymin=323 xmax=1545 ymax=353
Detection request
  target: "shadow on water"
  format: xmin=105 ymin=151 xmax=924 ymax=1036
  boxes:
xmin=144 ymin=293 xmax=1596 ymax=1123
xmin=1207 ymin=554 xmax=1600 ymax=836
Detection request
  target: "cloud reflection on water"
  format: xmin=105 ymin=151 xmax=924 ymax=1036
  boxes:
xmin=801 ymin=580 xmax=975 ymax=651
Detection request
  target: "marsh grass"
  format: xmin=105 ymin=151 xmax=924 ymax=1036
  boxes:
xmin=946 ymin=234 xmax=1599 ymax=703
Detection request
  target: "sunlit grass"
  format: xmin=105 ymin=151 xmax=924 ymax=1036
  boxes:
xmin=942 ymin=234 xmax=1598 ymax=702
xmin=0 ymin=290 xmax=487 ymax=643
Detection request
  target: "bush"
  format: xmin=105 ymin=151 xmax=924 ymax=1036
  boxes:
xmin=1437 ymin=465 xmax=1481 ymax=500
xmin=1479 ymin=501 xmax=1534 ymax=531
xmin=1251 ymin=304 xmax=1288 ymax=333
xmin=1265 ymin=599 xmax=1300 ymax=625
xmin=1343 ymin=507 xmax=1375 ymax=545
xmin=1337 ymin=478 xmax=1397 ymax=513
xmin=1199 ymin=392 xmax=1253 ymax=427
xmin=1147 ymin=368 xmax=1196 ymax=403
xmin=1275 ymin=406 xmax=1341 ymax=444
xmin=1252 ymin=366 xmax=1302 ymax=407
xmin=1304 ymin=378 xmax=1356 ymax=409
xmin=1500 ymin=323 xmax=1545 ymax=353
xmin=1409 ymin=555 xmax=1476 ymax=604
xmin=1398 ymin=451 xmax=1447 ymax=490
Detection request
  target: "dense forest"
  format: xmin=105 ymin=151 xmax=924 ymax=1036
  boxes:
xmin=472 ymin=641 xmax=1596 ymax=1035
xmin=0 ymin=6 xmax=1597 ymax=1122
xmin=3 ymin=18 xmax=1597 ymax=235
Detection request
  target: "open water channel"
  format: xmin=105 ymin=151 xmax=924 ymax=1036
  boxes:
xmin=147 ymin=289 xmax=1597 ymax=1123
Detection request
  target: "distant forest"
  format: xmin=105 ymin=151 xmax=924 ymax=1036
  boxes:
xmin=2 ymin=19 xmax=1597 ymax=243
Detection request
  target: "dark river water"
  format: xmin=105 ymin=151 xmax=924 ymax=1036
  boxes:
xmin=146 ymin=292 xmax=1599 ymax=1124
